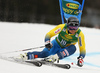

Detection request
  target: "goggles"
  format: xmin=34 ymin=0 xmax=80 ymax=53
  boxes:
xmin=68 ymin=26 xmax=79 ymax=30
xmin=68 ymin=23 xmax=79 ymax=26
xmin=67 ymin=22 xmax=79 ymax=30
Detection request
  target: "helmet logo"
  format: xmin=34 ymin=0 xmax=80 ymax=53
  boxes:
xmin=73 ymin=23 xmax=75 ymax=26
xmin=66 ymin=3 xmax=79 ymax=9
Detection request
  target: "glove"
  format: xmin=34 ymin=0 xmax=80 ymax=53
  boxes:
xmin=45 ymin=40 xmax=53 ymax=50
xmin=77 ymin=56 xmax=84 ymax=67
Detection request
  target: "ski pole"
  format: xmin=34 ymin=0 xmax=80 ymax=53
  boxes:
xmin=0 ymin=46 xmax=45 ymax=54
xmin=20 ymin=46 xmax=45 ymax=52
xmin=59 ymin=0 xmax=64 ymax=24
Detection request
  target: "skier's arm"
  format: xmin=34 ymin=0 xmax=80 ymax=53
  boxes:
xmin=78 ymin=31 xmax=86 ymax=59
xmin=45 ymin=24 xmax=65 ymax=42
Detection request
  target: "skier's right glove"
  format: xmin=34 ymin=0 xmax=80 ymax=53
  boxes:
xmin=45 ymin=40 xmax=53 ymax=51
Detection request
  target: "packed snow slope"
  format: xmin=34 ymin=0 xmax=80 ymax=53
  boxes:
xmin=0 ymin=22 xmax=100 ymax=73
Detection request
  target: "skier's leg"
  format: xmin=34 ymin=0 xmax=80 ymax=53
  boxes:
xmin=27 ymin=48 xmax=50 ymax=59
xmin=27 ymin=39 xmax=61 ymax=59
xmin=57 ymin=45 xmax=76 ymax=59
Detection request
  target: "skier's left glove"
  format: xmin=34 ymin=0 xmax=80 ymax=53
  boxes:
xmin=45 ymin=40 xmax=53 ymax=50
xmin=77 ymin=56 xmax=84 ymax=67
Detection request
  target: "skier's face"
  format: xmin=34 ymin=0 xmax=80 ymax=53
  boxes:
xmin=69 ymin=29 xmax=77 ymax=34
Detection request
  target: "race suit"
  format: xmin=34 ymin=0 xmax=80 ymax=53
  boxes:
xmin=27 ymin=24 xmax=86 ymax=59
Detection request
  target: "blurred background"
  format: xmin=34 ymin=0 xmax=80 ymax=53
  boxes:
xmin=0 ymin=0 xmax=100 ymax=28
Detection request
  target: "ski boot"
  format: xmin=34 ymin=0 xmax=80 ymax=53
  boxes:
xmin=43 ymin=54 xmax=59 ymax=63
xmin=13 ymin=53 xmax=28 ymax=62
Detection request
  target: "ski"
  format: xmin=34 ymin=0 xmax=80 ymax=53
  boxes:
xmin=9 ymin=57 xmax=43 ymax=67
xmin=40 ymin=60 xmax=71 ymax=69
xmin=25 ymin=60 xmax=71 ymax=69
xmin=0 ymin=55 xmax=70 ymax=69
xmin=25 ymin=60 xmax=42 ymax=67
xmin=0 ymin=55 xmax=42 ymax=67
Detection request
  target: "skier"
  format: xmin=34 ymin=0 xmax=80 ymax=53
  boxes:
xmin=20 ymin=17 xmax=86 ymax=67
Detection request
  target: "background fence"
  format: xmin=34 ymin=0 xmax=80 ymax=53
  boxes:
xmin=0 ymin=0 xmax=100 ymax=28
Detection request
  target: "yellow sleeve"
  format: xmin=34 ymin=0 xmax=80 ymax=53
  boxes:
xmin=78 ymin=31 xmax=86 ymax=58
xmin=45 ymin=24 xmax=65 ymax=42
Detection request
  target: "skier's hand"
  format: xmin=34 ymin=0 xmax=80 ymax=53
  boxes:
xmin=45 ymin=40 xmax=53 ymax=50
xmin=77 ymin=56 xmax=84 ymax=67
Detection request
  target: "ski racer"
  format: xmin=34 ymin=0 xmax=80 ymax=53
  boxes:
xmin=21 ymin=17 xmax=86 ymax=67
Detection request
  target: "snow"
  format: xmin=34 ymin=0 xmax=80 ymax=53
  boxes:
xmin=0 ymin=22 xmax=100 ymax=73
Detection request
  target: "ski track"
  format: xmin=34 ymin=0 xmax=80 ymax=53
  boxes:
xmin=0 ymin=22 xmax=100 ymax=73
